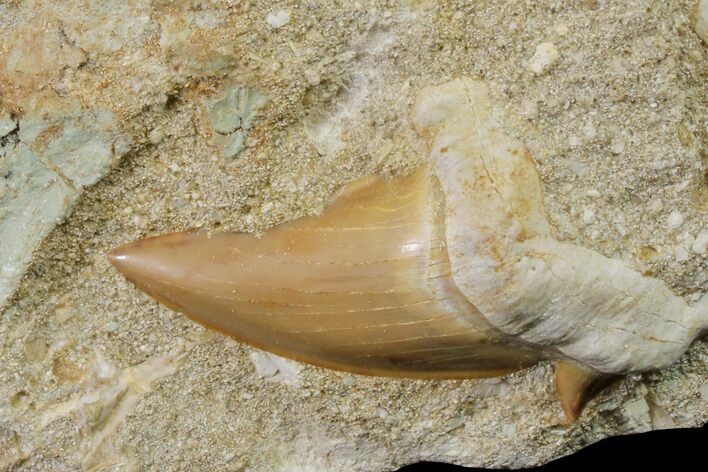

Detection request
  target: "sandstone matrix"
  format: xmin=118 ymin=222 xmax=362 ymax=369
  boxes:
xmin=0 ymin=1 xmax=706 ymax=471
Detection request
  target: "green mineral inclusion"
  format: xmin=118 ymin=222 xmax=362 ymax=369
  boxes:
xmin=205 ymin=87 xmax=267 ymax=159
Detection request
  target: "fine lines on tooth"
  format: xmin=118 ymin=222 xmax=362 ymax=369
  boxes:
xmin=188 ymin=270 xmax=426 ymax=296
xmin=250 ymin=298 xmax=447 ymax=317
xmin=227 ymin=282 xmax=421 ymax=296
xmin=340 ymin=197 xmax=424 ymax=215
xmin=225 ymin=250 xmax=430 ymax=266
xmin=403 ymin=351 xmax=493 ymax=365
xmin=139 ymin=276 xmax=407 ymax=309
xmin=341 ymin=330 xmax=471 ymax=348
xmin=189 ymin=253 xmax=432 ymax=282
xmin=144 ymin=275 xmax=455 ymax=314
xmin=361 ymin=343 xmax=473 ymax=358
xmin=282 ymin=315 xmax=455 ymax=334
xmin=186 ymin=263 xmax=430 ymax=288
xmin=277 ymin=219 xmax=423 ymax=233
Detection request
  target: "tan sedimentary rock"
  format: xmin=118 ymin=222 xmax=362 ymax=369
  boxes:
xmin=0 ymin=1 xmax=705 ymax=470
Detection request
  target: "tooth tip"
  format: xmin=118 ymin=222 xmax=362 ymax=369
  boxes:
xmin=107 ymin=233 xmax=199 ymax=286
xmin=107 ymin=240 xmax=145 ymax=277
xmin=107 ymin=246 xmax=125 ymax=264
xmin=107 ymin=245 xmax=126 ymax=268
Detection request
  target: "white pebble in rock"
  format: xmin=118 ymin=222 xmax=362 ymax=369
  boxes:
xmin=520 ymin=99 xmax=539 ymax=120
xmin=583 ymin=122 xmax=597 ymax=139
xmin=610 ymin=140 xmax=625 ymax=155
xmin=148 ymin=127 xmax=164 ymax=144
xmin=105 ymin=321 xmax=120 ymax=332
xmin=266 ymin=10 xmax=290 ymax=29
xmin=582 ymin=207 xmax=596 ymax=225
xmin=567 ymin=160 xmax=588 ymax=177
xmin=527 ymin=42 xmax=560 ymax=75
xmin=667 ymin=210 xmax=684 ymax=230
xmin=304 ymin=69 xmax=321 ymax=85
xmin=674 ymin=246 xmax=689 ymax=262
xmin=691 ymin=228 xmax=708 ymax=254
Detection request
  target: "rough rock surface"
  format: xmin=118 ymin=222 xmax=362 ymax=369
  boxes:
xmin=0 ymin=1 xmax=705 ymax=470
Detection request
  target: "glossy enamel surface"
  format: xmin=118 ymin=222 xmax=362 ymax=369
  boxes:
xmin=109 ymin=168 xmax=541 ymax=378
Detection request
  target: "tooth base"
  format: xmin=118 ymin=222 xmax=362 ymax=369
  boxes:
xmin=413 ymin=77 xmax=706 ymax=374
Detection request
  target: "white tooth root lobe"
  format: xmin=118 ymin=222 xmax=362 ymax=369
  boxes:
xmin=413 ymin=77 xmax=706 ymax=375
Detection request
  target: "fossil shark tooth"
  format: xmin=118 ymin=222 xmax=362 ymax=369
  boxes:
xmin=109 ymin=78 xmax=707 ymax=421
xmin=109 ymin=167 xmax=543 ymax=379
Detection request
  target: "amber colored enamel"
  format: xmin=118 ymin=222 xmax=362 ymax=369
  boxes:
xmin=109 ymin=168 xmax=541 ymax=379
